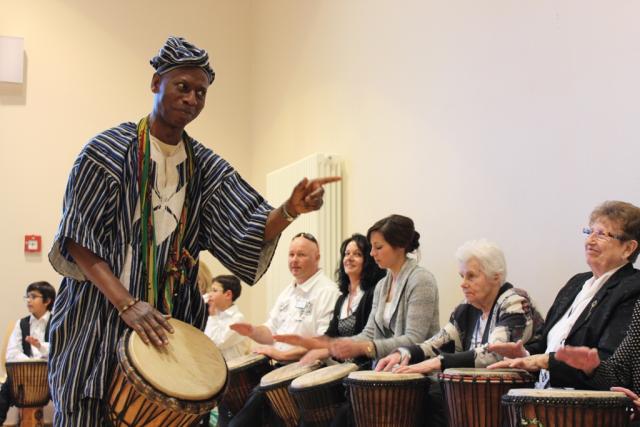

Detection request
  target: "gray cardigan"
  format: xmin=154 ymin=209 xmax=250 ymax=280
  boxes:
xmin=352 ymin=258 xmax=440 ymax=358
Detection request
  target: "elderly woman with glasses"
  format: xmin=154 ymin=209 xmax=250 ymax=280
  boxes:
xmin=376 ymin=239 xmax=544 ymax=375
xmin=489 ymin=201 xmax=640 ymax=391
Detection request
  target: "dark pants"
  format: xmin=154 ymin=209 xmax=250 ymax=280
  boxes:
xmin=0 ymin=379 xmax=12 ymax=424
xmin=224 ymin=387 xmax=284 ymax=427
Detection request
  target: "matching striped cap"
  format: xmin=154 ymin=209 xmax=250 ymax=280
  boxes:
xmin=150 ymin=36 xmax=215 ymax=83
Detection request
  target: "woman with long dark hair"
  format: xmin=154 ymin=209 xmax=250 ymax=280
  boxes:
xmin=274 ymin=233 xmax=385 ymax=365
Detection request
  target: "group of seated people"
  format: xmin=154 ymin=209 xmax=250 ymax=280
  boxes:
xmin=2 ymin=199 xmax=639 ymax=426
xmin=199 ymin=199 xmax=640 ymax=427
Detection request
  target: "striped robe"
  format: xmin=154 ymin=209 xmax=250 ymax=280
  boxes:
xmin=48 ymin=122 xmax=276 ymax=414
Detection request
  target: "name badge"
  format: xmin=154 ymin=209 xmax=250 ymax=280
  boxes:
xmin=295 ymin=298 xmax=308 ymax=310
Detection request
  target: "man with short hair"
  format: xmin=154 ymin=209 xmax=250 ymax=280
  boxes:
xmin=226 ymin=233 xmax=340 ymax=426
xmin=48 ymin=36 xmax=338 ymax=425
xmin=232 ymin=233 xmax=340 ymax=362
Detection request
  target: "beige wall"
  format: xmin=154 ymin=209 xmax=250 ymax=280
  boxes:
xmin=0 ymin=0 xmax=252 ymax=331
xmin=2 ymin=1 xmax=640 ymax=332
xmin=243 ymin=0 xmax=640 ymax=325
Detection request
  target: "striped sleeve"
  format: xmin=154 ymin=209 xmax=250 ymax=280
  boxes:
xmin=48 ymin=149 xmax=118 ymax=281
xmin=200 ymin=169 xmax=277 ymax=285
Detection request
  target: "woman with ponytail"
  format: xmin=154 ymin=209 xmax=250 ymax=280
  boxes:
xmin=328 ymin=215 xmax=440 ymax=364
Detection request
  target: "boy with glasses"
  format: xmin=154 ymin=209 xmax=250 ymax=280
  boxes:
xmin=0 ymin=281 xmax=56 ymax=423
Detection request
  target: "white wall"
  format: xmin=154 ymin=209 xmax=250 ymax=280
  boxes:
xmin=2 ymin=1 xmax=639 ymax=331
xmin=0 ymin=0 xmax=253 ymax=333
xmin=243 ymin=0 xmax=640 ymax=325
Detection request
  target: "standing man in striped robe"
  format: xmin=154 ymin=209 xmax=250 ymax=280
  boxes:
xmin=47 ymin=36 xmax=338 ymax=426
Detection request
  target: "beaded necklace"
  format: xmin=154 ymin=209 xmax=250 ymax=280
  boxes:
xmin=137 ymin=116 xmax=195 ymax=313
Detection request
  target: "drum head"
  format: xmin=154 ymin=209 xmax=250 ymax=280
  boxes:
xmin=227 ymin=353 xmax=268 ymax=371
xmin=290 ymin=363 xmax=358 ymax=389
xmin=260 ymin=361 xmax=322 ymax=388
xmin=507 ymin=388 xmax=628 ymax=400
xmin=127 ymin=318 xmax=226 ymax=401
xmin=442 ymin=368 xmax=530 ymax=380
xmin=347 ymin=370 xmax=425 ymax=382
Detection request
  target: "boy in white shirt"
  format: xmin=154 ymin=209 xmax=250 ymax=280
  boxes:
xmin=0 ymin=281 xmax=56 ymax=423
xmin=204 ymin=275 xmax=250 ymax=360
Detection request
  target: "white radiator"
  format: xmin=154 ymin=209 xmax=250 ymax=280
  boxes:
xmin=265 ymin=153 xmax=343 ymax=312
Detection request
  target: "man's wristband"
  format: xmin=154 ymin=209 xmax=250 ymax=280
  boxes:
xmin=118 ymin=298 xmax=139 ymax=316
xmin=364 ymin=341 xmax=376 ymax=358
xmin=281 ymin=203 xmax=298 ymax=222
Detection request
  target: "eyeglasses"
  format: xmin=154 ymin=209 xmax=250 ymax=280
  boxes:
xmin=582 ymin=227 xmax=628 ymax=242
xmin=23 ymin=294 xmax=43 ymax=301
xmin=292 ymin=232 xmax=318 ymax=245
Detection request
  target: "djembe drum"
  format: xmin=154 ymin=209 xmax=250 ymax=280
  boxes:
xmin=438 ymin=368 xmax=535 ymax=427
xmin=106 ymin=318 xmax=227 ymax=426
xmin=258 ymin=361 xmax=323 ymax=427
xmin=344 ymin=370 xmax=430 ymax=427
xmin=289 ymin=363 xmax=359 ymax=427
xmin=5 ymin=360 xmax=50 ymax=427
xmin=220 ymin=353 xmax=272 ymax=414
xmin=502 ymin=388 xmax=633 ymax=427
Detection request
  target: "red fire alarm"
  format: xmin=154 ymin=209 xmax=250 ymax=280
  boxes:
xmin=24 ymin=235 xmax=42 ymax=253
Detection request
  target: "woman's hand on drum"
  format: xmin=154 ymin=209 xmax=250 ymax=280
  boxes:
xmin=488 ymin=354 xmax=549 ymax=372
xmin=25 ymin=336 xmax=42 ymax=349
xmin=121 ymin=300 xmax=174 ymax=347
xmin=487 ymin=340 xmax=527 ymax=359
xmin=329 ymin=338 xmax=367 ymax=360
xmin=394 ymin=357 xmax=441 ymax=374
xmin=610 ymin=387 xmax=640 ymax=420
xmin=555 ymin=346 xmax=600 ymax=376
xmin=375 ymin=352 xmax=403 ymax=372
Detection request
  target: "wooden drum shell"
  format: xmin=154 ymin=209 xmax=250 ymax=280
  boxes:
xmin=220 ymin=355 xmax=272 ymax=415
xmin=5 ymin=361 xmax=50 ymax=408
xmin=438 ymin=368 xmax=535 ymax=427
xmin=106 ymin=324 xmax=225 ymax=427
xmin=502 ymin=389 xmax=633 ymax=427
xmin=344 ymin=371 xmax=430 ymax=427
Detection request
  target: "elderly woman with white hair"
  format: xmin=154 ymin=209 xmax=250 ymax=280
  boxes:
xmin=376 ymin=239 xmax=544 ymax=374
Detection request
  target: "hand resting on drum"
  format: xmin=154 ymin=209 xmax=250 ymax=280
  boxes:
xmin=66 ymin=239 xmax=174 ymax=347
xmin=394 ymin=357 xmax=440 ymax=374
xmin=555 ymin=347 xmax=640 ymax=420
xmin=611 ymin=387 xmax=640 ymax=420
xmin=375 ymin=351 xmax=408 ymax=372
xmin=120 ymin=300 xmax=173 ymax=347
